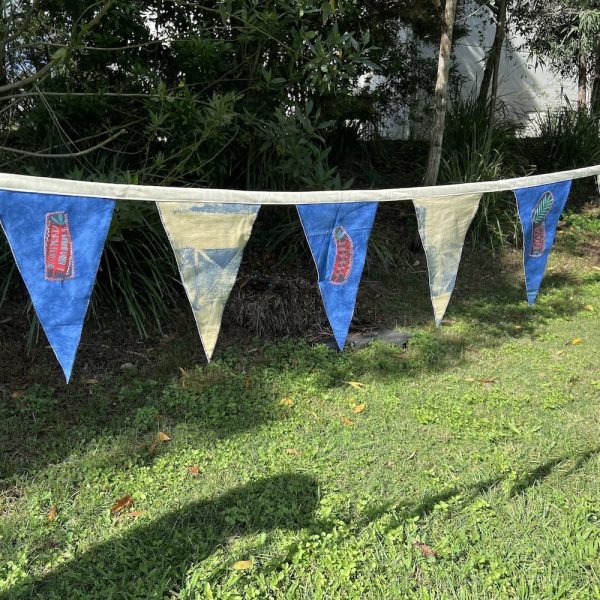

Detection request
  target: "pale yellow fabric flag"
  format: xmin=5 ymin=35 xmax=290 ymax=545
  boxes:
xmin=157 ymin=202 xmax=260 ymax=360
xmin=414 ymin=194 xmax=482 ymax=326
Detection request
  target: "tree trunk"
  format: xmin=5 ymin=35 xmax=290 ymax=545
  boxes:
xmin=486 ymin=0 xmax=507 ymax=142
xmin=423 ymin=0 xmax=458 ymax=186
xmin=477 ymin=2 xmax=499 ymax=106
xmin=478 ymin=50 xmax=494 ymax=106
xmin=591 ymin=47 xmax=600 ymax=114
xmin=578 ymin=52 xmax=588 ymax=110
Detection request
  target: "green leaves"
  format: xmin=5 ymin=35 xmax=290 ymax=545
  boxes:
xmin=532 ymin=192 xmax=555 ymax=225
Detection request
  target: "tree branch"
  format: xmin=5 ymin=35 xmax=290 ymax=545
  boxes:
xmin=0 ymin=0 xmax=115 ymax=95
xmin=0 ymin=128 xmax=127 ymax=158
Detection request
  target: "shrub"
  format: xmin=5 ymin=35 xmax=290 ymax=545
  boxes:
xmin=438 ymin=97 xmax=526 ymax=248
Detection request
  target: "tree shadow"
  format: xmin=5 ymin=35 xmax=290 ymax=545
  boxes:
xmin=357 ymin=445 xmax=600 ymax=532
xmin=3 ymin=473 xmax=319 ymax=600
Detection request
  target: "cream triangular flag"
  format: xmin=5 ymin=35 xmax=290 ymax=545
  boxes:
xmin=157 ymin=202 xmax=260 ymax=360
xmin=414 ymin=193 xmax=481 ymax=326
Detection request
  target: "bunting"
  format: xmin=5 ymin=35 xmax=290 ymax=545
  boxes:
xmin=0 ymin=163 xmax=596 ymax=383
xmin=297 ymin=202 xmax=378 ymax=349
xmin=414 ymin=193 xmax=482 ymax=326
xmin=0 ymin=191 xmax=115 ymax=381
xmin=157 ymin=202 xmax=260 ymax=360
xmin=513 ymin=180 xmax=572 ymax=304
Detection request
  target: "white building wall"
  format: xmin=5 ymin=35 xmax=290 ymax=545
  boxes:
xmin=378 ymin=1 xmax=579 ymax=140
xmin=454 ymin=2 xmax=578 ymax=122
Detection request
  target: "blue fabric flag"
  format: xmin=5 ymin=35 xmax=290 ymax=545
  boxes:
xmin=0 ymin=191 xmax=115 ymax=382
xmin=297 ymin=202 xmax=378 ymax=349
xmin=513 ymin=180 xmax=572 ymax=304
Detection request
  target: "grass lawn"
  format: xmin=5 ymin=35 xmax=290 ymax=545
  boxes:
xmin=1 ymin=206 xmax=599 ymax=599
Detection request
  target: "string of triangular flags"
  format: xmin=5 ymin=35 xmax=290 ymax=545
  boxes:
xmin=0 ymin=169 xmax=594 ymax=381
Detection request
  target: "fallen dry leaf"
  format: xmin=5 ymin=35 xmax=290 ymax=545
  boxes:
xmin=149 ymin=431 xmax=172 ymax=453
xmin=479 ymin=378 xmax=495 ymax=384
xmin=344 ymin=381 xmax=366 ymax=390
xmin=159 ymin=333 xmax=176 ymax=345
xmin=515 ymin=325 xmax=523 ymax=332
xmin=464 ymin=377 xmax=476 ymax=383
xmin=111 ymin=495 xmax=133 ymax=514
xmin=583 ymin=304 xmax=594 ymax=312
xmin=279 ymin=397 xmax=294 ymax=408
xmin=188 ymin=464 xmax=200 ymax=477
xmin=47 ymin=506 xmax=58 ymax=521
xmin=126 ymin=511 xmax=145 ymax=518
xmin=571 ymin=338 xmax=583 ymax=346
xmin=231 ymin=560 xmax=253 ymax=570
xmin=340 ymin=416 xmax=354 ymax=426
xmin=285 ymin=448 xmax=300 ymax=456
xmin=353 ymin=403 xmax=366 ymax=414
xmin=414 ymin=542 xmax=437 ymax=558
xmin=83 ymin=378 xmax=99 ymax=385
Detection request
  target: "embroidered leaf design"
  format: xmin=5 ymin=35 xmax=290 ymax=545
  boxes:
xmin=532 ymin=192 xmax=554 ymax=225
xmin=45 ymin=211 xmax=74 ymax=280
xmin=330 ymin=225 xmax=353 ymax=284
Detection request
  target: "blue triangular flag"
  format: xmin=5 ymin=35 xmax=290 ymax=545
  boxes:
xmin=297 ymin=202 xmax=378 ymax=349
xmin=0 ymin=190 xmax=115 ymax=382
xmin=513 ymin=180 xmax=571 ymax=304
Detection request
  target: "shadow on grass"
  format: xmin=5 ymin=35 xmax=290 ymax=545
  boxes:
xmin=0 ymin=250 xmax=595 ymax=486
xmin=358 ymin=445 xmax=600 ymax=531
xmin=8 ymin=447 xmax=598 ymax=599
xmin=3 ymin=473 xmax=319 ymax=600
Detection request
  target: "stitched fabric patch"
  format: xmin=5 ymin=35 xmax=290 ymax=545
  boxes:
xmin=0 ymin=191 xmax=115 ymax=382
xmin=331 ymin=226 xmax=353 ymax=284
xmin=414 ymin=193 xmax=481 ymax=326
xmin=157 ymin=202 xmax=260 ymax=361
xmin=513 ymin=180 xmax=572 ymax=304
xmin=297 ymin=202 xmax=378 ymax=350
xmin=44 ymin=211 xmax=74 ymax=281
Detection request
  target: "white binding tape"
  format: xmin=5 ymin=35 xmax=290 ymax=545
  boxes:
xmin=0 ymin=164 xmax=599 ymax=204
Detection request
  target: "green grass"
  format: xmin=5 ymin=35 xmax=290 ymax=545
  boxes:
xmin=1 ymin=209 xmax=599 ymax=599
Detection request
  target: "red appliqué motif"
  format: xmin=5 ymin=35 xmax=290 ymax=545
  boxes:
xmin=330 ymin=225 xmax=353 ymax=284
xmin=44 ymin=212 xmax=74 ymax=281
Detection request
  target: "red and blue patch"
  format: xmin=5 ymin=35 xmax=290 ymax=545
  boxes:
xmin=44 ymin=211 xmax=74 ymax=281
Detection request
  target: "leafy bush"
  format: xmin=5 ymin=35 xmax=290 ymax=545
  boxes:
xmin=438 ymin=97 xmax=526 ymax=248
xmin=0 ymin=0 xmax=376 ymax=335
xmin=530 ymin=106 xmax=600 ymax=173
